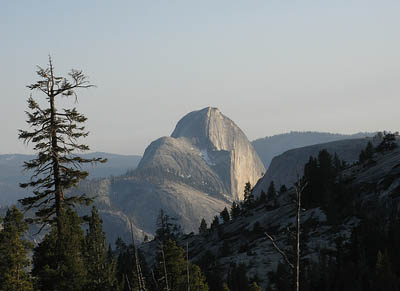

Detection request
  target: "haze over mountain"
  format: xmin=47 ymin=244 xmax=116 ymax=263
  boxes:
xmin=86 ymin=107 xmax=265 ymax=242
xmin=1 ymin=107 xmax=385 ymax=247
xmin=0 ymin=153 xmax=141 ymax=206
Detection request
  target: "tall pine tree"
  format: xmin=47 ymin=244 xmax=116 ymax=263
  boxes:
xmin=32 ymin=209 xmax=87 ymax=291
xmin=0 ymin=206 xmax=33 ymax=291
xmin=154 ymin=239 xmax=208 ymax=291
xmin=85 ymin=206 xmax=117 ymax=291
xmin=18 ymin=57 xmax=106 ymax=237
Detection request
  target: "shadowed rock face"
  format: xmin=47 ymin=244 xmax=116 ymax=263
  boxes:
xmin=253 ymin=137 xmax=377 ymax=195
xmin=139 ymin=107 xmax=265 ymax=200
xmin=252 ymin=131 xmax=375 ymax=169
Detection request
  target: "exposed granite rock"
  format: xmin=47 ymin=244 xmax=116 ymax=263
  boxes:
xmin=141 ymin=143 xmax=400 ymax=290
xmin=253 ymin=137 xmax=377 ymax=195
xmin=167 ymin=107 xmax=265 ymax=200
xmin=80 ymin=107 xmax=264 ymax=241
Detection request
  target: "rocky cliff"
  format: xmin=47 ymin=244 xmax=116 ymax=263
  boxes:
xmin=139 ymin=107 xmax=265 ymax=200
xmin=87 ymin=107 xmax=265 ymax=241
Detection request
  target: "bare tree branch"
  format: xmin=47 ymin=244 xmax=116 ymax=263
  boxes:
xmin=264 ymin=232 xmax=295 ymax=270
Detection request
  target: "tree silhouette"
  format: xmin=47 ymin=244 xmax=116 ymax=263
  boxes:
xmin=18 ymin=57 xmax=106 ymax=236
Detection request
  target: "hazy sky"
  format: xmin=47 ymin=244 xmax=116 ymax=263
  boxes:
xmin=1 ymin=1 xmax=399 ymax=155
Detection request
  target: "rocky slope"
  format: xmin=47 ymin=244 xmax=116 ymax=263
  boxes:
xmin=253 ymin=137 xmax=378 ymax=196
xmin=252 ymin=131 xmax=374 ymax=169
xmin=141 ymin=140 xmax=400 ymax=290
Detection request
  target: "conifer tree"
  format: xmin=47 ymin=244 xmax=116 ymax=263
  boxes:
xmin=227 ymin=263 xmax=249 ymax=291
xmin=210 ymin=216 xmax=219 ymax=230
xmin=115 ymin=238 xmax=133 ymax=291
xmin=267 ymin=181 xmax=276 ymax=201
xmin=155 ymin=209 xmax=181 ymax=242
xmin=198 ymin=218 xmax=208 ymax=235
xmin=106 ymin=245 xmax=119 ymax=289
xmin=32 ymin=208 xmax=87 ymax=291
xmin=85 ymin=206 xmax=117 ymax=291
xmin=365 ymin=141 xmax=375 ymax=159
xmin=0 ymin=206 xmax=33 ymax=291
xmin=230 ymin=201 xmax=241 ymax=219
xmin=259 ymin=190 xmax=267 ymax=203
xmin=220 ymin=207 xmax=230 ymax=223
xmin=154 ymin=239 xmax=208 ymax=291
xmin=18 ymin=57 xmax=106 ymax=237
xmin=243 ymin=182 xmax=254 ymax=208
xmin=115 ymin=237 xmax=150 ymax=291
xmin=279 ymin=184 xmax=287 ymax=194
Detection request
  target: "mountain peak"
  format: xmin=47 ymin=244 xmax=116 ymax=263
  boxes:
xmin=144 ymin=107 xmax=266 ymax=200
xmin=171 ymin=107 xmax=240 ymax=151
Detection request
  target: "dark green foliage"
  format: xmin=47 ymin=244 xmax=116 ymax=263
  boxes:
xmin=153 ymin=239 xmax=208 ymax=291
xmin=18 ymin=57 xmax=106 ymax=236
xmin=195 ymin=250 xmax=225 ymax=290
xmin=220 ymin=207 xmax=230 ymax=223
xmin=230 ymin=201 xmax=241 ymax=219
xmin=227 ymin=263 xmax=249 ymax=291
xmin=252 ymin=221 xmax=264 ymax=234
xmin=115 ymin=238 xmax=133 ymax=290
xmin=0 ymin=206 xmax=33 ymax=291
xmin=249 ymin=282 xmax=262 ymax=291
xmin=376 ymin=131 xmax=398 ymax=153
xmin=115 ymin=237 xmax=150 ymax=291
xmin=279 ymin=184 xmax=287 ymax=194
xmin=85 ymin=206 xmax=118 ymax=291
xmin=267 ymin=181 xmax=276 ymax=201
xmin=292 ymin=214 xmax=400 ymax=291
xmin=155 ymin=209 xmax=182 ymax=242
xmin=268 ymin=262 xmax=293 ymax=291
xmin=210 ymin=215 xmax=219 ymax=229
xmin=32 ymin=208 xmax=87 ymax=291
xmin=266 ymin=181 xmax=279 ymax=209
xmin=243 ymin=182 xmax=254 ymax=208
xmin=196 ymin=251 xmax=216 ymax=270
xmin=302 ymin=149 xmax=353 ymax=221
xmin=359 ymin=141 xmax=375 ymax=163
xmin=220 ymin=240 xmax=233 ymax=257
xmin=259 ymin=190 xmax=267 ymax=203
xmin=199 ymin=218 xmax=208 ymax=235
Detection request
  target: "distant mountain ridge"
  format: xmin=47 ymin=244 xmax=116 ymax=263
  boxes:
xmin=0 ymin=152 xmax=141 ymax=206
xmin=252 ymin=131 xmax=374 ymax=169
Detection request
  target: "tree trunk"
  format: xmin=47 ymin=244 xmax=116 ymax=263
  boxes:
xmin=49 ymin=60 xmax=63 ymax=237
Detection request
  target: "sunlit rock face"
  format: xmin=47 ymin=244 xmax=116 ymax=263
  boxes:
xmin=139 ymin=107 xmax=265 ymax=201
xmin=77 ymin=107 xmax=265 ymax=241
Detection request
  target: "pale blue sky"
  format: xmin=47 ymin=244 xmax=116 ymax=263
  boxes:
xmin=1 ymin=1 xmax=399 ymax=155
